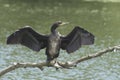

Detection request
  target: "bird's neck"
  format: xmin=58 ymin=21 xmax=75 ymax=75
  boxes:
xmin=51 ymin=26 xmax=58 ymax=34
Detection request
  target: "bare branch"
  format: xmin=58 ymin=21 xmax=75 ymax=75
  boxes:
xmin=0 ymin=62 xmax=46 ymax=76
xmin=73 ymin=45 xmax=120 ymax=64
xmin=0 ymin=45 xmax=120 ymax=77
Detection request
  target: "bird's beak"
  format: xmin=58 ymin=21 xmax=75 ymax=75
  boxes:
xmin=60 ymin=22 xmax=69 ymax=26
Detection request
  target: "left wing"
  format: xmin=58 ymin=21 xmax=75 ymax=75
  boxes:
xmin=7 ymin=27 xmax=48 ymax=52
xmin=60 ymin=26 xmax=95 ymax=53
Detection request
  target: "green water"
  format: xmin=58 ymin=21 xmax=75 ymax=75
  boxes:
xmin=0 ymin=0 xmax=120 ymax=80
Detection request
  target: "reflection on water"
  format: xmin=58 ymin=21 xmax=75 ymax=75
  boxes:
xmin=0 ymin=0 xmax=120 ymax=80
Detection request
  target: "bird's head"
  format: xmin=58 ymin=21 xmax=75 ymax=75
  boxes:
xmin=51 ymin=21 xmax=69 ymax=33
xmin=53 ymin=21 xmax=69 ymax=26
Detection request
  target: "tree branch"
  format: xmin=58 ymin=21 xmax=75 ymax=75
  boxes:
xmin=0 ymin=45 xmax=120 ymax=77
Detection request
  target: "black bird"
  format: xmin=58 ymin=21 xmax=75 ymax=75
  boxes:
xmin=7 ymin=21 xmax=94 ymax=62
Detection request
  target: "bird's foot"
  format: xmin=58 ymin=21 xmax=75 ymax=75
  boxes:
xmin=46 ymin=59 xmax=76 ymax=69
xmin=47 ymin=60 xmax=62 ymax=70
xmin=54 ymin=61 xmax=62 ymax=70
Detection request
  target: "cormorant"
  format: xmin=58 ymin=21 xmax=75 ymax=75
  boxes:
xmin=7 ymin=21 xmax=94 ymax=62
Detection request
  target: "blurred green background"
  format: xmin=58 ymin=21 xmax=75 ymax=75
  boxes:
xmin=0 ymin=0 xmax=120 ymax=80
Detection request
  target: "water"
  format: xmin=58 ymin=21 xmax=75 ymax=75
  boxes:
xmin=0 ymin=0 xmax=120 ymax=80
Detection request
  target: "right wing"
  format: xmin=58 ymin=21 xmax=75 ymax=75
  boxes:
xmin=61 ymin=26 xmax=95 ymax=53
xmin=7 ymin=26 xmax=48 ymax=52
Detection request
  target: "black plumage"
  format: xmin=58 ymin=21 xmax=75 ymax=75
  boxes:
xmin=7 ymin=21 xmax=95 ymax=62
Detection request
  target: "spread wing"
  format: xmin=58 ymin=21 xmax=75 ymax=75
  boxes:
xmin=61 ymin=26 xmax=95 ymax=53
xmin=7 ymin=26 xmax=48 ymax=52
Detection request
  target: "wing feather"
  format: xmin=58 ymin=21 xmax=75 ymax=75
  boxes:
xmin=7 ymin=26 xmax=48 ymax=52
xmin=77 ymin=26 xmax=94 ymax=45
xmin=61 ymin=26 xmax=94 ymax=53
xmin=66 ymin=32 xmax=81 ymax=53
